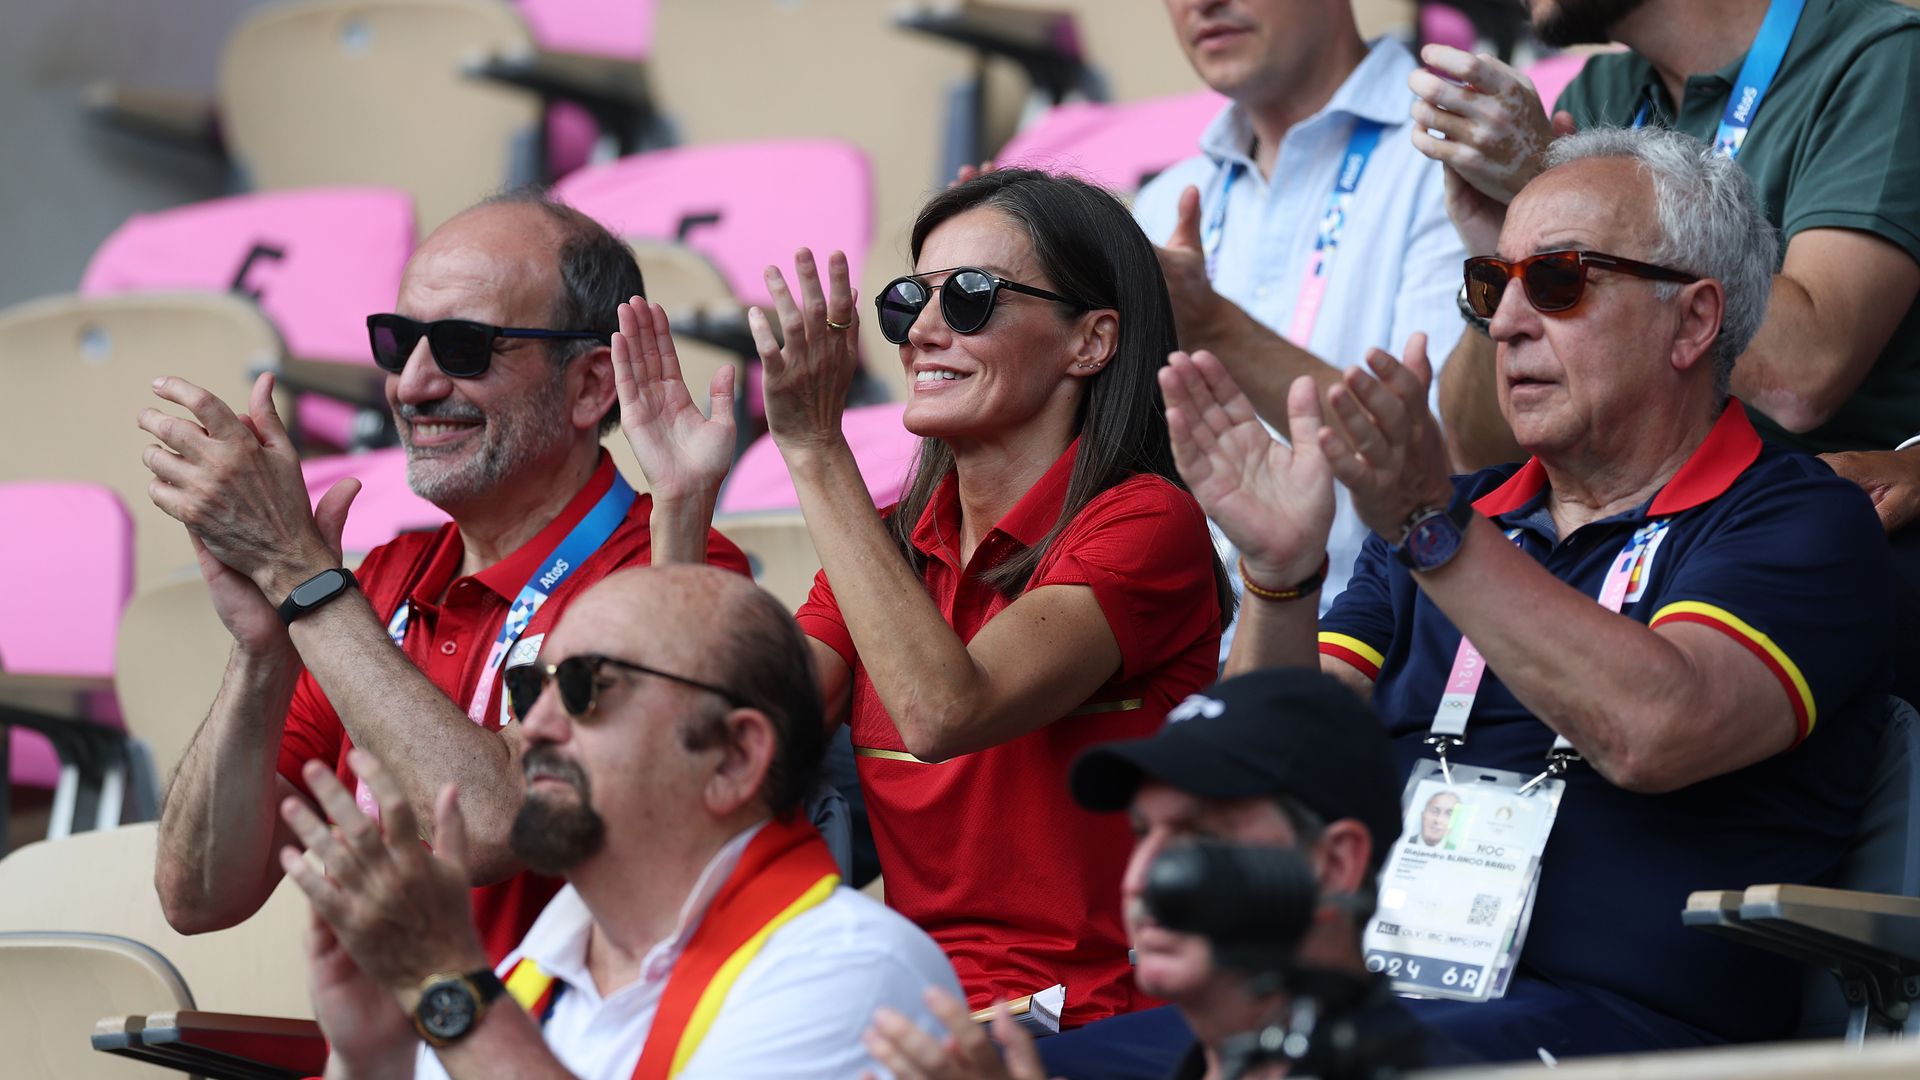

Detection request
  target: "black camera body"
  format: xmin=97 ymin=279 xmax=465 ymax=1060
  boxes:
xmin=1141 ymin=841 xmax=1424 ymax=1080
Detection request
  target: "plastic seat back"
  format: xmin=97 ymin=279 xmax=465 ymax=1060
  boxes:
xmin=996 ymin=90 xmax=1229 ymax=194
xmin=0 ymin=932 xmax=194 ymax=1079
xmin=712 ymin=512 xmax=823 ymax=612
xmin=1420 ymin=2 xmax=1479 ymax=52
xmin=0 ymin=483 xmax=133 ymax=679
xmin=1793 ymin=696 xmax=1920 ymax=1037
xmin=0 ymin=823 xmax=314 ymax=1020
xmin=1524 ymin=52 xmax=1595 ymax=115
xmin=554 ymin=139 xmax=874 ymax=309
xmin=220 ymin=0 xmax=541 ymax=234
xmin=517 ymin=0 xmax=653 ymax=59
xmin=0 ymin=482 xmax=133 ymax=789
xmin=718 ymin=403 xmax=918 ymax=517
xmin=79 ymin=188 xmax=414 ymax=367
xmin=0 ymin=293 xmax=285 ymax=589
xmin=113 ymin=579 xmax=243 ymax=787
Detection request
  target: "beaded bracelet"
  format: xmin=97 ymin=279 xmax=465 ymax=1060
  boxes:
xmin=1240 ymin=554 xmax=1330 ymax=603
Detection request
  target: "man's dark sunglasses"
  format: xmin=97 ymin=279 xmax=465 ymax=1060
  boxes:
xmin=874 ymin=266 xmax=1084 ymax=345
xmin=504 ymin=653 xmax=747 ymax=722
xmin=1463 ymin=250 xmax=1699 ymax=319
xmin=367 ymin=313 xmax=603 ymax=378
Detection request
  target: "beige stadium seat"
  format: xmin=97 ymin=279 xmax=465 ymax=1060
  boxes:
xmin=0 ymin=292 xmax=287 ymax=590
xmin=626 ymin=240 xmax=745 ymax=430
xmin=0 ymin=823 xmax=314 ymax=1021
xmin=220 ymin=0 xmax=542 ymax=235
xmin=0 ymin=932 xmax=193 ymax=1079
xmin=113 ymin=579 xmax=233 ymax=789
xmin=712 ymin=511 xmax=821 ymax=611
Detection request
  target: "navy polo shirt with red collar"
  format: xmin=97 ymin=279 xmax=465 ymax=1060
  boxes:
xmin=796 ymin=439 xmax=1223 ymax=1028
xmin=276 ymin=452 xmax=751 ymax=963
xmin=1318 ymin=402 xmax=1894 ymax=1044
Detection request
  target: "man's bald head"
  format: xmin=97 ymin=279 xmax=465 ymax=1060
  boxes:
xmin=560 ymin=565 xmax=826 ymax=817
xmin=410 ymin=191 xmax=643 ymax=434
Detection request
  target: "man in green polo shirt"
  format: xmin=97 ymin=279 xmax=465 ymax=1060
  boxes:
xmin=1409 ymin=0 xmax=1920 ymax=508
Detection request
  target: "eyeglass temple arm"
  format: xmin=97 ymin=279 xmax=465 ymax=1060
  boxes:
xmin=497 ymin=328 xmax=606 ymax=341
xmin=1583 ymin=253 xmax=1700 ymax=283
xmin=1000 ymin=280 xmax=1083 ymax=306
xmin=597 ymin=656 xmax=747 ymax=708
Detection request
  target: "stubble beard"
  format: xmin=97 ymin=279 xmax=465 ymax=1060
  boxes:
xmin=402 ymin=366 xmax=571 ymax=505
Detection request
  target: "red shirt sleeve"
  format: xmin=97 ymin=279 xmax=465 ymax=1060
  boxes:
xmin=794 ymin=567 xmax=855 ymax=668
xmin=1028 ymin=477 xmax=1221 ymax=683
xmin=703 ymin=528 xmax=753 ymax=577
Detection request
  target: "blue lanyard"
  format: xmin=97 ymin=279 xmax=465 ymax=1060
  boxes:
xmin=1200 ymin=118 xmax=1385 ymax=282
xmin=1630 ymin=0 xmax=1804 ymax=160
xmin=385 ymin=472 xmax=638 ymax=722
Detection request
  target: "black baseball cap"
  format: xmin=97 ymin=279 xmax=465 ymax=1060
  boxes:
xmin=1070 ymin=668 xmax=1404 ymax=864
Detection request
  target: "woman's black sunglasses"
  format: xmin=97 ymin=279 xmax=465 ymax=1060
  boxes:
xmin=367 ymin=313 xmax=603 ymax=378
xmin=874 ymin=266 xmax=1083 ymax=345
xmin=504 ymin=653 xmax=747 ymax=722
xmin=1462 ymin=250 xmax=1699 ymax=319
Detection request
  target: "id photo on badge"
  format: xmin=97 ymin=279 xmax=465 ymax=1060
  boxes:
xmin=1363 ymin=763 xmax=1562 ymax=1003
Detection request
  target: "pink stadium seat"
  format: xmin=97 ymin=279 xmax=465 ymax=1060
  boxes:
xmin=995 ymin=90 xmax=1230 ymax=194
xmin=301 ymin=449 xmax=450 ymax=556
xmin=517 ymin=0 xmax=654 ymax=61
xmin=552 ymin=140 xmax=874 ymax=310
xmin=1525 ymin=52 xmax=1599 ymax=115
xmin=0 ymin=483 xmax=134 ymax=789
xmin=1420 ymin=3 xmax=1479 ymax=52
xmin=516 ymin=1 xmax=659 ymax=178
xmin=80 ymin=188 xmax=415 ymax=449
xmin=718 ymin=403 xmax=919 ymax=515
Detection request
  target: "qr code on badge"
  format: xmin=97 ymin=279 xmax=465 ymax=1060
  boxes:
xmin=1468 ymin=893 xmax=1501 ymax=927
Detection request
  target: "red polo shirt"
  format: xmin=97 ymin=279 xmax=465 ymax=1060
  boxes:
xmin=277 ymin=452 xmax=750 ymax=962
xmin=795 ymin=441 xmax=1222 ymax=1027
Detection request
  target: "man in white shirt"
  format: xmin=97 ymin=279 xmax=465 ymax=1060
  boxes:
xmin=279 ymin=564 xmax=960 ymax=1079
xmin=1136 ymin=0 xmax=1468 ymax=631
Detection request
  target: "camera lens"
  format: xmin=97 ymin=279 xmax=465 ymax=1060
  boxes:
xmin=1144 ymin=841 xmax=1319 ymax=950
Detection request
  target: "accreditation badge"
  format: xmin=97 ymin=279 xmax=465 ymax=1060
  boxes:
xmin=1362 ymin=760 xmax=1562 ymax=1002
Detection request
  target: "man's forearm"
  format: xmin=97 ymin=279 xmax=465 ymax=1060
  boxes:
xmin=1413 ymin=517 xmax=1789 ymax=792
xmin=155 ymin=646 xmax=302 ymax=934
xmin=1221 ymin=588 xmax=1323 ymax=679
xmin=647 ymin=494 xmax=718 ymax=566
xmin=1437 ymin=331 xmax=1522 ymax=470
xmin=285 ymin=591 xmax=526 ymax=883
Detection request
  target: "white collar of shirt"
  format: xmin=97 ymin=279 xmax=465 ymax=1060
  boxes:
xmin=512 ymin=818 xmax=770 ymax=1006
xmin=1197 ymin=35 xmax=1417 ymax=170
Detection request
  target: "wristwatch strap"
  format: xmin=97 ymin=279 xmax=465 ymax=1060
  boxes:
xmin=276 ymin=567 xmax=359 ymax=625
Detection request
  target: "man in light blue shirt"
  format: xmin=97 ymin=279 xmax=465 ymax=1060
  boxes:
xmin=1136 ymin=0 xmax=1469 ymax=640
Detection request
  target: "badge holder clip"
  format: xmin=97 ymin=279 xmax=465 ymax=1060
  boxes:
xmin=1424 ymin=734 xmax=1465 ymax=787
xmin=1517 ymin=744 xmax=1581 ymax=796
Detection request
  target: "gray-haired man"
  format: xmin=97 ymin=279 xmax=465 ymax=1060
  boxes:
xmin=1164 ymin=125 xmax=1895 ymax=1059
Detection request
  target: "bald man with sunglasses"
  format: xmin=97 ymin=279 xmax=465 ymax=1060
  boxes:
xmin=1161 ymin=126 xmax=1895 ymax=1059
xmin=145 ymin=192 xmax=748 ymax=961
xmin=282 ymin=565 xmax=958 ymax=1079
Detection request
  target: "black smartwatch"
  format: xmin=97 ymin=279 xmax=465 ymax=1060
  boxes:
xmin=276 ymin=567 xmax=359 ymax=625
xmin=412 ymin=968 xmax=507 ymax=1047
xmin=1391 ymin=489 xmax=1474 ymax=572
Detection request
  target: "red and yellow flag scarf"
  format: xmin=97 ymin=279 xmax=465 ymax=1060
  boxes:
xmin=503 ymin=814 xmax=841 ymax=1078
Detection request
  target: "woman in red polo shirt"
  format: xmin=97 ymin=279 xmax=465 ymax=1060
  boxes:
xmin=615 ymin=170 xmax=1230 ymax=1028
